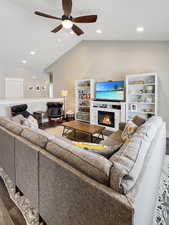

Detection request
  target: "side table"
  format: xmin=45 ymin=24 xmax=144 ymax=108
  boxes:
xmin=66 ymin=112 xmax=75 ymax=121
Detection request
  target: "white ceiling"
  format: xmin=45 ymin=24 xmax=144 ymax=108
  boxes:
xmin=1 ymin=0 xmax=169 ymax=72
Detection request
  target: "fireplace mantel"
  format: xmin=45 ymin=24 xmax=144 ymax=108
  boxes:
xmin=90 ymin=101 xmax=126 ymax=131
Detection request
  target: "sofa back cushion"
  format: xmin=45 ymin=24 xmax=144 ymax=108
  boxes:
xmin=0 ymin=116 xmax=23 ymax=135
xmin=136 ymin=116 xmax=162 ymax=141
xmin=109 ymin=116 xmax=163 ymax=194
xmin=46 ymin=139 xmax=113 ymax=185
xmin=21 ymin=128 xmax=48 ymax=148
xmin=110 ymin=135 xmax=150 ymax=194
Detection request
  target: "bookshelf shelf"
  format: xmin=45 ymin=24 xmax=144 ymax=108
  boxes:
xmin=75 ymin=79 xmax=95 ymax=123
xmin=126 ymin=73 xmax=158 ymax=121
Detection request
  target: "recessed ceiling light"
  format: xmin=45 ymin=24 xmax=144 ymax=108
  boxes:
xmin=22 ymin=60 xmax=27 ymax=64
xmin=96 ymin=29 xmax=102 ymax=34
xmin=136 ymin=26 xmax=144 ymax=32
xmin=30 ymin=51 xmax=36 ymax=55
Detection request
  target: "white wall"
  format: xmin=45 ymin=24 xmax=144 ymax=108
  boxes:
xmin=0 ymin=65 xmax=50 ymax=99
xmin=0 ymin=70 xmax=6 ymax=98
xmin=48 ymin=41 xmax=169 ymax=135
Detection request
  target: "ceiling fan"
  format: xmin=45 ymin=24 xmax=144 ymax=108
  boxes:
xmin=34 ymin=0 xmax=98 ymax=36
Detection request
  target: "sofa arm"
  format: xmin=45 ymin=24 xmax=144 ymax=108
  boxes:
xmin=119 ymin=122 xmax=126 ymax=131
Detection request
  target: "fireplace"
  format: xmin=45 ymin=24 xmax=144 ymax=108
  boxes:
xmin=98 ymin=111 xmax=115 ymax=128
xmin=90 ymin=101 xmax=125 ymax=131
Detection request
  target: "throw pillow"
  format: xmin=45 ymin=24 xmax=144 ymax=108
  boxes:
xmin=73 ymin=142 xmax=120 ymax=158
xmin=12 ymin=114 xmax=25 ymax=125
xmin=23 ymin=115 xmax=38 ymax=129
xmin=121 ymin=121 xmax=137 ymax=142
xmin=74 ymin=142 xmax=105 ymax=150
xmin=132 ymin=115 xmax=146 ymax=127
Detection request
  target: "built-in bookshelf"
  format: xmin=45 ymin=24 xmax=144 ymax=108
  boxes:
xmin=75 ymin=79 xmax=95 ymax=123
xmin=126 ymin=73 xmax=158 ymax=121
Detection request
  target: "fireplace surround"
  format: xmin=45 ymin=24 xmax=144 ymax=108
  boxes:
xmin=90 ymin=101 xmax=126 ymax=131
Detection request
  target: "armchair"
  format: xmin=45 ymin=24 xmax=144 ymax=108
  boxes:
xmin=47 ymin=102 xmax=64 ymax=124
xmin=11 ymin=104 xmax=31 ymax=118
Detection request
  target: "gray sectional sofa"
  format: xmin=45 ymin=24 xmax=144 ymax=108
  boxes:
xmin=0 ymin=116 xmax=166 ymax=225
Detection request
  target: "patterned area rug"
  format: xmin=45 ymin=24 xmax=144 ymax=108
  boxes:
xmin=153 ymin=155 xmax=169 ymax=225
xmin=45 ymin=126 xmax=64 ymax=137
xmin=0 ymin=177 xmax=26 ymax=225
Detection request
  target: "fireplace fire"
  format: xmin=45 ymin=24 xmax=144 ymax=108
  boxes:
xmin=98 ymin=111 xmax=115 ymax=128
xmin=102 ymin=115 xmax=112 ymax=125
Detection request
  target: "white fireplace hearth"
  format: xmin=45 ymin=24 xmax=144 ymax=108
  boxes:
xmin=90 ymin=101 xmax=126 ymax=131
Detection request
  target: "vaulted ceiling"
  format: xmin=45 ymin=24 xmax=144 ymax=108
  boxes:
xmin=1 ymin=0 xmax=169 ymax=72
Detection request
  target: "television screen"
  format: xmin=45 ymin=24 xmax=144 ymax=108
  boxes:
xmin=95 ymin=81 xmax=125 ymax=101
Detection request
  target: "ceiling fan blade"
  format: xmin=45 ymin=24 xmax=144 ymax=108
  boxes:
xmin=72 ymin=24 xmax=84 ymax=36
xmin=35 ymin=11 xmax=62 ymax=20
xmin=51 ymin=24 xmax=63 ymax=33
xmin=73 ymin=15 xmax=98 ymax=23
xmin=62 ymin=0 xmax=72 ymax=17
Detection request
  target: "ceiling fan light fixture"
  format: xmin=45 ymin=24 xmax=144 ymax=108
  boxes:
xmin=62 ymin=20 xmax=73 ymax=29
xmin=34 ymin=0 xmax=98 ymax=36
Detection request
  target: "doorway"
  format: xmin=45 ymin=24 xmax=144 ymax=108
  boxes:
xmin=5 ymin=78 xmax=24 ymax=98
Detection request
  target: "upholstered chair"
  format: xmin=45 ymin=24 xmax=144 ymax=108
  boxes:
xmin=11 ymin=104 xmax=32 ymax=118
xmin=47 ymin=102 xmax=64 ymax=124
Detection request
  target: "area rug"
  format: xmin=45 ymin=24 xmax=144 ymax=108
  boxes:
xmin=46 ymin=126 xmax=64 ymax=137
xmin=153 ymin=155 xmax=169 ymax=225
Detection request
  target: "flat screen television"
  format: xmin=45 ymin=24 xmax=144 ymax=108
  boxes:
xmin=95 ymin=81 xmax=125 ymax=101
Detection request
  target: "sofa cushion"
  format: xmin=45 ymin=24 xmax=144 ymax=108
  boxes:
xmin=0 ymin=116 xmax=23 ymax=135
xmin=110 ymin=133 xmax=150 ymax=194
xmin=46 ymin=139 xmax=113 ymax=185
xmin=32 ymin=128 xmax=73 ymax=145
xmin=23 ymin=115 xmax=38 ymax=129
xmin=100 ymin=130 xmax=123 ymax=152
xmin=21 ymin=128 xmax=48 ymax=148
xmin=109 ymin=116 xmax=163 ymax=194
xmin=132 ymin=115 xmax=146 ymax=127
xmin=136 ymin=116 xmax=162 ymax=141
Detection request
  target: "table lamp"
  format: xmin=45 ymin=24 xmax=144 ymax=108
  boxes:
xmin=61 ymin=90 xmax=68 ymax=117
